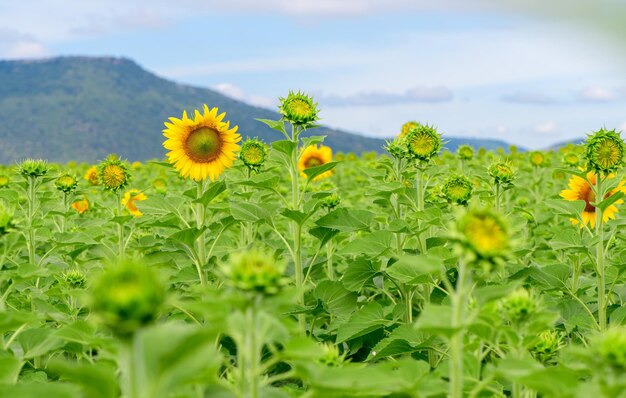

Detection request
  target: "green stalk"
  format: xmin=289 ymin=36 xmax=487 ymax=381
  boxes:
xmin=116 ymin=191 xmax=125 ymax=258
xmin=26 ymin=176 xmax=36 ymax=266
xmin=195 ymin=180 xmax=207 ymax=286
xmin=119 ymin=339 xmax=138 ymax=398
xmin=244 ymin=297 xmax=260 ymax=398
xmin=449 ymin=260 xmax=468 ymax=398
xmin=289 ymin=124 xmax=305 ymax=329
xmin=416 ymin=166 xmax=427 ymax=254
xmin=495 ymin=183 xmax=501 ymax=213
xmin=60 ymin=192 xmax=67 ymax=233
xmin=595 ymin=174 xmax=606 ymax=331
xmin=326 ymin=240 xmax=335 ymax=280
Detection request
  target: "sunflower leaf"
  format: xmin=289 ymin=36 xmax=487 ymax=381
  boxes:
xmin=596 ymin=190 xmax=624 ymax=212
xmin=303 ymin=161 xmax=337 ymax=181
xmin=193 ymin=180 xmax=226 ymax=206
xmin=271 ymin=140 xmax=297 ymax=157
xmin=256 ymin=118 xmax=288 ymax=137
xmin=301 ymin=135 xmax=326 ymax=148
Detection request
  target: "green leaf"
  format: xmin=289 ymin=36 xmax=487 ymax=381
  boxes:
xmin=303 ymin=162 xmax=337 ymax=181
xmin=168 ymin=227 xmax=204 ymax=248
xmin=230 ymin=201 xmax=275 ymax=222
xmin=0 ymin=311 xmax=36 ymax=334
xmin=596 ymin=190 xmax=624 ymax=212
xmin=314 ymin=281 xmax=358 ymax=320
xmin=342 ymin=258 xmax=379 ymax=291
xmin=308 ymin=226 xmax=339 ymax=246
xmin=0 ymin=384 xmax=80 ymax=398
xmin=256 ymin=118 xmax=287 ymax=136
xmin=316 ymin=208 xmax=374 ymax=232
xmin=385 ymin=254 xmax=444 ymax=285
xmin=415 ymin=304 xmax=459 ymax=338
xmin=342 ymin=230 xmax=393 ymax=257
xmin=0 ymin=352 xmax=22 ymax=384
xmin=369 ymin=324 xmax=432 ymax=360
xmin=545 ymin=199 xmax=586 ymax=217
xmin=517 ymin=366 xmax=579 ymax=397
xmin=281 ymin=208 xmax=311 ymax=226
xmin=18 ymin=328 xmax=64 ymax=358
xmin=193 ymin=180 xmax=226 ymax=205
xmin=271 ymin=140 xmax=297 ymax=157
xmin=336 ymin=302 xmax=391 ymax=343
xmin=301 ymin=135 xmax=327 ymax=148
xmin=50 ymin=360 xmax=118 ymax=398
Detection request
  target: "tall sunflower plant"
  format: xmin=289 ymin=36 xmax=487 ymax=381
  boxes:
xmin=257 ymin=91 xmax=337 ymax=329
xmin=162 ymin=105 xmax=241 ymax=286
xmin=558 ymin=128 xmax=626 ymax=332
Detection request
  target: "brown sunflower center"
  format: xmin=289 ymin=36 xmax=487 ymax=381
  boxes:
xmin=185 ymin=127 xmax=222 ymax=162
xmin=305 ymin=156 xmax=323 ymax=168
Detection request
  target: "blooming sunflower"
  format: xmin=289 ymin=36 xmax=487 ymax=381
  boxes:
xmin=84 ymin=166 xmax=99 ymax=185
xmin=122 ymin=189 xmax=147 ymax=217
xmin=298 ymin=145 xmax=333 ymax=180
xmin=560 ymin=171 xmax=626 ymax=228
xmin=71 ymin=198 xmax=89 ymax=214
xmin=163 ymin=105 xmax=241 ymax=181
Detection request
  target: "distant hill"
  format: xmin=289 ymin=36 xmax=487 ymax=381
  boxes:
xmin=0 ymin=56 xmax=514 ymax=163
xmin=548 ymin=138 xmax=585 ymax=150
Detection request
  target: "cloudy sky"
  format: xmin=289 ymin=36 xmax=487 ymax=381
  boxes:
xmin=1 ymin=0 xmax=626 ymax=149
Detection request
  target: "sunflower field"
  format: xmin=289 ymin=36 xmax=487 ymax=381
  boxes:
xmin=1 ymin=92 xmax=626 ymax=398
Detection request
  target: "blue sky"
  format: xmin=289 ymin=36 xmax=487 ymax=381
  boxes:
xmin=1 ymin=0 xmax=626 ymax=149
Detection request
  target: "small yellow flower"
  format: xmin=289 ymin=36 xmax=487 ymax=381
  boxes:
xmin=298 ymin=145 xmax=333 ymax=180
xmin=84 ymin=166 xmax=99 ymax=185
xmin=399 ymin=121 xmax=418 ymax=138
xmin=71 ymin=198 xmax=89 ymax=214
xmin=560 ymin=171 xmax=626 ymax=228
xmin=122 ymin=189 xmax=147 ymax=217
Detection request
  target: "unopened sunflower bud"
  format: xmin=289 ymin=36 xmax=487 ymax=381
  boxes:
xmin=239 ymin=138 xmax=268 ymax=172
xmin=488 ymin=161 xmax=515 ymax=185
xmin=91 ymin=261 xmax=165 ymax=337
xmin=98 ymin=158 xmax=131 ymax=192
xmin=500 ymin=288 xmax=537 ymax=324
xmin=279 ymin=91 xmax=319 ymax=127
xmin=18 ymin=159 xmax=48 ymax=178
xmin=404 ymin=123 xmax=442 ymax=162
xmin=442 ymin=175 xmax=473 ymax=206
xmin=585 ymin=128 xmax=625 ymax=174
xmin=457 ymin=145 xmax=474 ymax=161
xmin=55 ymin=174 xmax=78 ymax=194
xmin=223 ymin=248 xmax=286 ymax=295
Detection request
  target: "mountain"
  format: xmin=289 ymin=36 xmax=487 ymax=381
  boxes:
xmin=0 ymin=56 xmax=513 ymax=163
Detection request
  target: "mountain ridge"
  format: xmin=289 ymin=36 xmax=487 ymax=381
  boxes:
xmin=0 ymin=56 xmax=516 ymax=163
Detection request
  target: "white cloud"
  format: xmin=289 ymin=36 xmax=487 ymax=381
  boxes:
xmin=4 ymin=40 xmax=49 ymax=58
xmin=534 ymin=121 xmax=558 ymax=134
xmin=577 ymin=86 xmax=616 ymax=102
xmin=212 ymin=82 xmax=275 ymax=109
xmin=619 ymin=121 xmax=626 ymax=131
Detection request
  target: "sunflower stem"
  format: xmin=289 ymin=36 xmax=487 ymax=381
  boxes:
xmin=450 ymin=259 xmax=468 ymax=398
xmin=494 ymin=183 xmax=501 ymax=213
xmin=116 ymin=191 xmax=125 ymax=258
xmin=290 ymin=123 xmax=305 ymax=330
xmin=416 ymin=166 xmax=427 ymax=254
xmin=595 ymin=173 xmax=606 ymax=331
xmin=60 ymin=192 xmax=67 ymax=233
xmin=26 ymin=176 xmax=36 ymax=267
xmin=195 ymin=180 xmax=207 ymax=286
xmin=326 ymin=239 xmax=335 ymax=281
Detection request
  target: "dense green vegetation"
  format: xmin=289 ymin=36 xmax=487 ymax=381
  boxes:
xmin=0 ymin=120 xmax=625 ymax=397
xmin=0 ymin=56 xmax=514 ymax=163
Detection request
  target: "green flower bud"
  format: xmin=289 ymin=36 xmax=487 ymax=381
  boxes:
xmin=18 ymin=159 xmax=48 ymax=178
xmin=532 ymin=330 xmax=562 ymax=365
xmin=404 ymin=123 xmax=442 ymax=162
xmin=63 ymin=269 xmax=87 ymax=289
xmin=488 ymin=161 xmax=515 ymax=185
xmin=457 ymin=145 xmax=474 ymax=161
xmin=500 ymin=288 xmax=537 ymax=324
xmin=442 ymin=175 xmax=473 ymax=206
xmin=385 ymin=138 xmax=406 ymax=160
xmin=594 ymin=327 xmax=626 ymax=372
xmin=278 ymin=91 xmax=319 ymax=127
xmin=152 ymin=177 xmax=167 ymax=194
xmin=585 ymin=128 xmax=625 ymax=174
xmin=562 ymin=152 xmax=581 ymax=167
xmin=529 ymin=151 xmax=548 ymax=167
xmin=318 ymin=343 xmax=345 ymax=367
xmin=91 ymin=261 xmax=165 ymax=337
xmin=321 ymin=193 xmax=341 ymax=210
xmin=223 ymin=248 xmax=286 ymax=295
xmin=453 ymin=208 xmax=510 ymax=267
xmin=55 ymin=173 xmax=78 ymax=194
xmin=98 ymin=157 xmax=131 ymax=192
xmin=239 ymin=138 xmax=268 ymax=172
